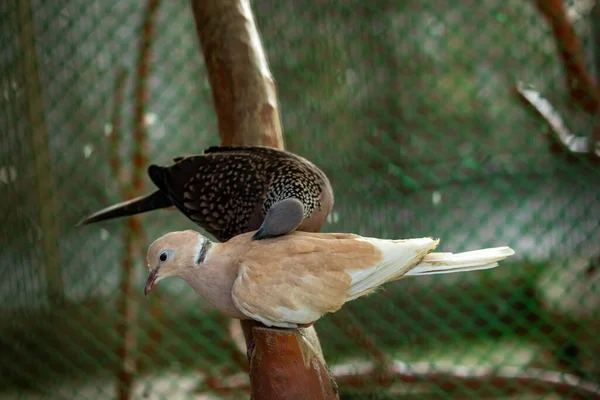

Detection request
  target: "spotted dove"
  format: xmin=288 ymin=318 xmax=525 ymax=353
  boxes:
xmin=78 ymin=146 xmax=334 ymax=241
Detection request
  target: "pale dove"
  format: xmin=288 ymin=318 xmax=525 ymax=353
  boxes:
xmin=78 ymin=146 xmax=333 ymax=241
xmin=144 ymin=230 xmax=515 ymax=328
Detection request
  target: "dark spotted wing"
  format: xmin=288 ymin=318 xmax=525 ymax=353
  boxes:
xmin=148 ymin=146 xmax=330 ymax=241
xmin=203 ymin=146 xmax=328 ymax=218
xmin=150 ymin=153 xmax=269 ymax=241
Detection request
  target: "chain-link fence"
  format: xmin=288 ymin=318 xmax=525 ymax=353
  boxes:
xmin=2 ymin=0 xmax=600 ymax=398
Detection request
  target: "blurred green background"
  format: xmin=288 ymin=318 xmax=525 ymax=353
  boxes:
xmin=1 ymin=0 xmax=599 ymax=398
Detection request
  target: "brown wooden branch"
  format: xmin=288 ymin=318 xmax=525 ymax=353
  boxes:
xmin=515 ymin=82 xmax=590 ymax=153
xmin=130 ymin=0 xmax=159 ymax=191
xmin=134 ymin=0 xmax=165 ymax=366
xmin=249 ymin=327 xmax=338 ymax=400
xmin=190 ymin=0 xmax=285 ymax=149
xmin=109 ymin=66 xmax=136 ymax=400
xmin=332 ymin=361 xmax=600 ymax=399
xmin=115 ymin=135 xmax=138 ymax=395
xmin=116 ymin=1 xmax=160 ymax=399
xmin=18 ymin=0 xmax=64 ymax=304
xmin=534 ymin=0 xmax=600 ymax=113
xmin=202 ymin=360 xmax=600 ymax=399
xmin=190 ymin=0 xmax=336 ymax=398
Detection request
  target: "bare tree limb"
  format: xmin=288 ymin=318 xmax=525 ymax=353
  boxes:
xmin=190 ymin=0 xmax=337 ymax=398
xmin=516 ymin=82 xmax=590 ymax=154
xmin=108 ymin=66 xmax=137 ymax=400
xmin=116 ymin=1 xmax=160 ymax=399
xmin=202 ymin=360 xmax=600 ymax=399
xmin=534 ymin=0 xmax=600 ymax=113
xmin=190 ymin=0 xmax=285 ymax=149
xmin=332 ymin=361 xmax=600 ymax=399
xmin=518 ymin=2 xmax=600 ymax=158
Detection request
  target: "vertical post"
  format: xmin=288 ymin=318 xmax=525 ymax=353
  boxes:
xmin=190 ymin=0 xmax=338 ymax=398
xmin=190 ymin=0 xmax=285 ymax=149
xmin=250 ymin=327 xmax=338 ymax=400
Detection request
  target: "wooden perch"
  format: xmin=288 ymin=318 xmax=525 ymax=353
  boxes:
xmin=190 ymin=0 xmax=336 ymax=398
xmin=190 ymin=0 xmax=285 ymax=149
xmin=249 ymin=327 xmax=337 ymax=400
xmin=534 ymin=0 xmax=600 ymax=113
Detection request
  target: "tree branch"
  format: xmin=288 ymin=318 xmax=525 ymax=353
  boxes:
xmin=201 ymin=360 xmax=600 ymax=399
xmin=116 ymin=1 xmax=160 ymax=398
xmin=190 ymin=0 xmax=336 ymax=398
xmin=109 ymin=67 xmax=137 ymax=400
xmin=190 ymin=0 xmax=285 ymax=149
xmin=329 ymin=310 xmax=390 ymax=368
xmin=516 ymin=82 xmax=590 ymax=154
xmin=331 ymin=361 xmax=600 ymax=399
xmin=534 ymin=0 xmax=600 ymax=113
xmin=249 ymin=327 xmax=338 ymax=399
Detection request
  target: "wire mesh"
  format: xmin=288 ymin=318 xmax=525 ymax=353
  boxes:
xmin=1 ymin=0 xmax=599 ymax=398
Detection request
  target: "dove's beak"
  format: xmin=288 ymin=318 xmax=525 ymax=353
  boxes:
xmin=145 ymin=266 xmax=160 ymax=295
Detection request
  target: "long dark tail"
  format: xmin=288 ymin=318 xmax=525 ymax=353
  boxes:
xmin=77 ymin=190 xmax=172 ymax=226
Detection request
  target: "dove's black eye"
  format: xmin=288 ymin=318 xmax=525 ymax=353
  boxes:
xmin=159 ymin=251 xmax=168 ymax=262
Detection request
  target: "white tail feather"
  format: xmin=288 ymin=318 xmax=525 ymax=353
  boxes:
xmin=405 ymin=246 xmax=515 ymax=277
xmin=348 ymin=239 xmax=515 ymax=300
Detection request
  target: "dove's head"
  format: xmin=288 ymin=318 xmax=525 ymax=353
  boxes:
xmin=145 ymin=230 xmax=211 ymax=295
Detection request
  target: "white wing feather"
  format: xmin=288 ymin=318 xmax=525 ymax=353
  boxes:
xmin=348 ymin=237 xmax=439 ymax=299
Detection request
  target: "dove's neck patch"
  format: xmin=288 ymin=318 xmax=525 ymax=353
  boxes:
xmin=194 ymin=236 xmax=211 ymax=264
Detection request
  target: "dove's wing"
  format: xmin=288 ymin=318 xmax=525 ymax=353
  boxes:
xmin=150 ymin=147 xmax=330 ymax=242
xmin=231 ymin=259 xmax=350 ymax=328
xmin=149 ymin=153 xmax=268 ymax=242
xmin=229 ymin=232 xmax=439 ymax=328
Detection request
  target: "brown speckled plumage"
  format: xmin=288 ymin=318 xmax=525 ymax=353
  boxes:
xmin=79 ymin=146 xmax=334 ymax=242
